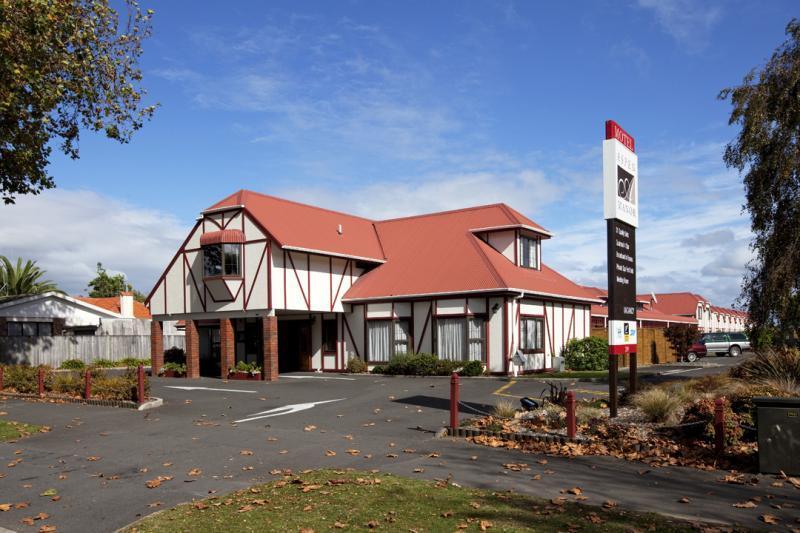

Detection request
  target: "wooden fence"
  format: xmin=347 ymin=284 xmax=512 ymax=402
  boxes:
xmin=0 ymin=335 xmax=185 ymax=367
xmin=590 ymin=327 xmax=679 ymax=366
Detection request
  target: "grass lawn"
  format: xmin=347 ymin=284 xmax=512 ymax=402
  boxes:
xmin=0 ymin=420 xmax=43 ymax=442
xmin=125 ymin=469 xmax=700 ymax=532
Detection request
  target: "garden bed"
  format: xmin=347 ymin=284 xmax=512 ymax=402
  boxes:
xmin=0 ymin=365 xmax=149 ymax=404
xmin=227 ymin=371 xmax=261 ymax=381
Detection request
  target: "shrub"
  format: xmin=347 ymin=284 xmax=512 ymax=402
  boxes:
xmin=632 ymin=387 xmax=684 ymax=424
xmin=60 ymin=359 xmax=86 ymax=370
xmin=346 ymin=357 xmax=367 ymax=374
xmin=370 ymin=365 xmax=385 ymax=374
xmin=730 ymin=348 xmax=800 ymax=383
xmin=682 ymin=398 xmax=744 ymax=446
xmin=562 ymin=336 xmax=608 ymax=371
xmin=459 ymin=360 xmax=485 ymax=377
xmin=492 ymin=399 xmax=517 ymax=419
xmin=92 ymin=368 xmax=148 ymax=402
xmin=4 ymin=365 xmax=40 ymax=394
xmin=120 ymin=357 xmax=149 ymax=368
xmin=577 ymin=405 xmax=606 ymax=425
xmin=160 ymin=362 xmax=187 ymax=375
xmin=230 ymin=361 xmax=261 ymax=375
xmin=664 ymin=324 xmax=700 ymax=361
xmin=91 ymin=358 xmax=118 ymax=368
xmin=49 ymin=371 xmax=84 ymax=396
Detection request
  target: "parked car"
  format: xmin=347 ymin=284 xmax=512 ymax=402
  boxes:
xmin=697 ymin=332 xmax=751 ymax=358
xmin=686 ymin=341 xmax=707 ymax=362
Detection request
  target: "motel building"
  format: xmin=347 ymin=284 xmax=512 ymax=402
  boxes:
xmin=147 ymin=190 xmax=601 ymax=380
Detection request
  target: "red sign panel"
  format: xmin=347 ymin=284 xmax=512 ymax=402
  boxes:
xmin=605 ymin=120 xmax=635 ymax=153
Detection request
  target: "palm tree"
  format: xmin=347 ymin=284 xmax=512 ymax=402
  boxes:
xmin=0 ymin=256 xmax=62 ymax=297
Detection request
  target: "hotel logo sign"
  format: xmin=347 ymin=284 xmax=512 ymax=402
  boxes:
xmin=603 ymin=120 xmax=638 ymax=228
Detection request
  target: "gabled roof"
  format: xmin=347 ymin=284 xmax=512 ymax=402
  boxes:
xmin=637 ymin=292 xmax=709 ymax=316
xmin=342 ymin=204 xmax=596 ymax=302
xmin=207 ymin=190 xmax=386 ymax=262
xmin=75 ymin=296 xmax=151 ymax=319
xmin=584 ymin=287 xmax=696 ymax=324
xmin=0 ymin=292 xmax=124 ymax=319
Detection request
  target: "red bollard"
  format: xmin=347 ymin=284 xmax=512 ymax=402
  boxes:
xmin=137 ymin=365 xmax=146 ymax=405
xmin=37 ymin=367 xmax=45 ymax=396
xmin=450 ymin=371 xmax=460 ymax=430
xmin=566 ymin=390 xmax=576 ymax=440
xmin=714 ymin=397 xmax=725 ymax=455
xmin=84 ymin=370 xmax=92 ymax=400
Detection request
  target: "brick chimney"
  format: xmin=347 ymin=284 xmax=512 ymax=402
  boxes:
xmin=120 ymin=292 xmax=134 ymax=318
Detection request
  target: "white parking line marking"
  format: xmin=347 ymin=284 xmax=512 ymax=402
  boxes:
xmin=660 ymin=368 xmax=702 ymax=375
xmin=234 ymin=398 xmax=346 ymax=423
xmin=281 ymin=375 xmax=355 ymax=381
xmin=166 ymin=386 xmax=258 ymax=393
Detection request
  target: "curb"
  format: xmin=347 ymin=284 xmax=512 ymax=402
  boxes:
xmin=138 ymin=397 xmax=163 ymax=411
xmin=438 ymin=426 xmax=588 ymax=445
xmin=0 ymin=391 xmax=139 ymax=409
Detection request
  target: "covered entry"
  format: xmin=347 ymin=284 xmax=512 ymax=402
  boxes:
xmin=278 ymin=318 xmax=312 ymax=373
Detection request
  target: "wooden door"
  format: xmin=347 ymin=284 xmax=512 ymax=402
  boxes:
xmin=298 ymin=322 xmax=312 ymax=371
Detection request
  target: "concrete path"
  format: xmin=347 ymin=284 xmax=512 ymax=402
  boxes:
xmin=0 ymin=371 xmax=795 ymax=532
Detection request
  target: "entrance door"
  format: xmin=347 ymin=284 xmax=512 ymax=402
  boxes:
xmin=278 ymin=320 xmax=312 ymax=372
xmin=198 ymin=326 xmax=221 ymax=377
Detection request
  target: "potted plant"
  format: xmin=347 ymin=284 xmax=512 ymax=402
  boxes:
xmin=228 ymin=361 xmax=262 ymax=381
xmin=159 ymin=362 xmax=187 ymax=378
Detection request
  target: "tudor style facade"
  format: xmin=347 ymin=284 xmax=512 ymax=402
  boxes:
xmin=147 ymin=190 xmax=600 ymax=379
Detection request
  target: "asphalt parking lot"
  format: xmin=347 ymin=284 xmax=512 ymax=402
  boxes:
xmin=1 ymin=362 xmax=796 ymax=533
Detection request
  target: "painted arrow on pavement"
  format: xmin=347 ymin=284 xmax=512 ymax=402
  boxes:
xmin=234 ymin=398 xmax=346 ymax=423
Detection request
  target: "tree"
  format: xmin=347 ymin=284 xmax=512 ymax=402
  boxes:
xmin=0 ymin=0 xmax=156 ymax=204
xmin=0 ymin=256 xmax=62 ymax=296
xmin=663 ymin=324 xmax=700 ymax=362
xmin=720 ymin=19 xmax=800 ymax=346
xmin=87 ymin=262 xmax=144 ymax=301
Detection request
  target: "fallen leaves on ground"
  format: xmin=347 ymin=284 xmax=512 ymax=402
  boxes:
xmin=760 ymin=514 xmax=780 ymax=524
xmin=325 ymin=450 xmax=337 ymax=457
xmin=240 ymin=450 xmax=254 ymax=456
xmin=187 ymin=468 xmax=202 ymax=477
xmin=733 ymin=500 xmax=758 ymax=508
xmin=146 ymin=476 xmax=173 ymax=489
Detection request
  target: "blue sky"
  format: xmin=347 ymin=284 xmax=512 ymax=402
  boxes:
xmin=1 ymin=0 xmax=796 ymax=306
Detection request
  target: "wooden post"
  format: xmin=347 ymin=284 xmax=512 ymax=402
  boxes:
xmin=84 ymin=370 xmax=92 ymax=400
xmin=566 ymin=390 xmax=576 ymax=439
xmin=609 ymin=354 xmax=618 ymax=418
xmin=714 ymin=398 xmax=725 ymax=455
xmin=37 ymin=367 xmax=45 ymax=396
xmin=628 ymin=351 xmax=638 ymax=395
xmin=450 ymin=372 xmax=460 ymax=430
xmin=137 ymin=365 xmax=146 ymax=405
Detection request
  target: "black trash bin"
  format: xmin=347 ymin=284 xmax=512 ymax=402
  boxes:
xmin=754 ymin=397 xmax=800 ymax=475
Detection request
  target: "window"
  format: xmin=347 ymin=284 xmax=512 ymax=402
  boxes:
xmin=520 ymin=317 xmax=544 ymax=352
xmin=367 ymin=319 xmax=410 ymax=362
xmin=8 ymin=321 xmax=52 ymax=337
xmin=435 ymin=316 xmax=485 ymax=362
xmin=520 ymin=236 xmax=538 ymax=269
xmin=322 ymin=318 xmax=337 ymax=353
xmin=203 ymin=244 xmax=241 ymax=277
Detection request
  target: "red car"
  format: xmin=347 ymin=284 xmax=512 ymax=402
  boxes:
xmin=686 ymin=341 xmax=707 ymax=362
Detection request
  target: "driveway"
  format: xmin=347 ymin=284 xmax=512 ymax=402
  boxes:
xmin=0 ymin=370 xmax=796 ymax=532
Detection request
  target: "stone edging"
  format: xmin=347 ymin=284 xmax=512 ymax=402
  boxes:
xmin=0 ymin=391 xmax=142 ymax=409
xmin=439 ymin=426 xmax=588 ymax=445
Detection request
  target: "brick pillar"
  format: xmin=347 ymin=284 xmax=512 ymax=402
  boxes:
xmin=220 ymin=318 xmax=235 ymax=378
xmin=150 ymin=320 xmax=164 ymax=376
xmin=262 ymin=315 xmax=278 ymax=381
xmin=185 ymin=319 xmax=200 ymax=379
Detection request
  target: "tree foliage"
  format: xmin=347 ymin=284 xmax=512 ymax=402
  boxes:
xmin=663 ymin=324 xmax=699 ymax=361
xmin=0 ymin=255 xmax=61 ymax=296
xmin=720 ymin=19 xmax=800 ymax=345
xmin=562 ymin=336 xmax=608 ymax=371
xmin=0 ymin=0 xmax=156 ymax=204
xmin=87 ymin=262 xmax=144 ymax=301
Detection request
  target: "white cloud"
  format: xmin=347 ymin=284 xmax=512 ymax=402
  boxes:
xmin=637 ymin=0 xmax=722 ymax=52
xmin=0 ymin=190 xmax=188 ymax=296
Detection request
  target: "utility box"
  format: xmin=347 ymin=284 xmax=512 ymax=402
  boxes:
xmin=754 ymin=397 xmax=800 ymax=475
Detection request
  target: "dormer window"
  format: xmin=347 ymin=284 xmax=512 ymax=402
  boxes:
xmin=520 ymin=235 xmax=539 ymax=269
xmin=199 ymin=229 xmax=244 ymax=278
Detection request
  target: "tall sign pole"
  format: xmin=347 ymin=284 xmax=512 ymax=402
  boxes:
xmin=603 ymin=120 xmax=638 ymax=418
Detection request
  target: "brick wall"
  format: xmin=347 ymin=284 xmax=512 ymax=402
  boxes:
xmin=186 ymin=319 xmax=200 ymax=379
xmin=150 ymin=320 xmax=164 ymax=375
xmin=220 ymin=318 xmax=235 ymax=378
xmin=262 ymin=315 xmax=278 ymax=381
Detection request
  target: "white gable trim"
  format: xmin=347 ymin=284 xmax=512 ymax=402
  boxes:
xmin=0 ymin=292 xmax=123 ymax=319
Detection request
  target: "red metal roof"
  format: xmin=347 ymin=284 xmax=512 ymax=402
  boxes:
xmin=76 ymin=296 xmax=151 ymax=319
xmin=207 ymin=190 xmax=386 ymax=262
xmin=199 ymin=229 xmax=245 ymax=246
xmin=343 ymin=204 xmax=596 ymax=302
xmin=636 ymin=292 xmax=708 ymax=316
xmin=589 ymin=304 xmax=697 ymax=324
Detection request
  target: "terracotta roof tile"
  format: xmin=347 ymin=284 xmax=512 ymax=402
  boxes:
xmin=75 ymin=297 xmax=151 ymax=319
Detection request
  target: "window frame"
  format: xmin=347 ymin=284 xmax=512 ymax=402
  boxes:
xmin=519 ymin=235 xmax=539 ymax=269
xmin=202 ymin=243 xmax=242 ymax=278
xmin=321 ymin=318 xmax=338 ymax=354
xmin=519 ymin=315 xmax=545 ymax=354
xmin=432 ymin=314 xmax=487 ymax=363
xmin=8 ymin=321 xmax=52 ymax=337
xmin=366 ymin=318 xmax=411 ymax=363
